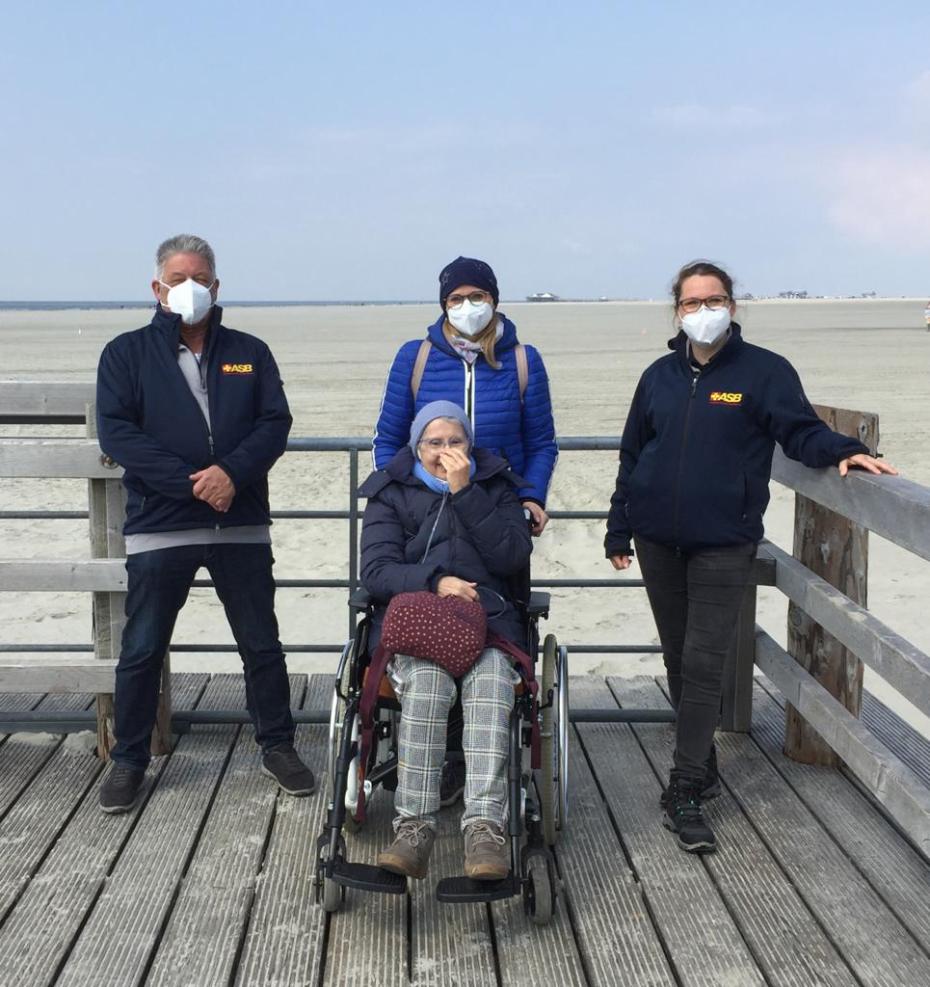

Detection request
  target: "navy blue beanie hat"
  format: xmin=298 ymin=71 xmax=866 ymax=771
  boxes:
xmin=438 ymin=256 xmax=499 ymax=308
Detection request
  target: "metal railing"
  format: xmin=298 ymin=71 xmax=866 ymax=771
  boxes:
xmin=0 ymin=435 xmax=660 ymax=657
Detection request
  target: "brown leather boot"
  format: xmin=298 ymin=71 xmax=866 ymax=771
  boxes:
xmin=377 ymin=818 xmax=436 ymax=879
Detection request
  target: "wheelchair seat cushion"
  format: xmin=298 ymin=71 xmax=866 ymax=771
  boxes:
xmin=381 ymin=591 xmax=487 ymax=677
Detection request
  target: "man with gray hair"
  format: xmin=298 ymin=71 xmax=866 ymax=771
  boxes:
xmin=95 ymin=234 xmax=315 ymax=813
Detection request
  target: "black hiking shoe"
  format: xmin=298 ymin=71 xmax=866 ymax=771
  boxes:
xmin=439 ymin=755 xmax=466 ymax=807
xmin=660 ymin=744 xmax=721 ymax=808
xmin=261 ymin=744 xmax=316 ymax=796
xmin=99 ymin=763 xmax=146 ymax=814
xmin=663 ymin=778 xmax=717 ymax=854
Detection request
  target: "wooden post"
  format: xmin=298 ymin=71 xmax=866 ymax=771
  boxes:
xmin=87 ymin=403 xmax=172 ymax=759
xmin=784 ymin=405 xmax=879 ymax=765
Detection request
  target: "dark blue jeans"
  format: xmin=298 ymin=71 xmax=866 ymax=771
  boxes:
xmin=111 ymin=542 xmax=295 ymax=768
xmin=634 ymin=535 xmax=756 ymax=785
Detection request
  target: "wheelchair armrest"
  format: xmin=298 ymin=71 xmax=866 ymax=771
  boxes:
xmin=526 ymin=591 xmax=550 ymax=618
xmin=349 ymin=587 xmax=373 ymax=612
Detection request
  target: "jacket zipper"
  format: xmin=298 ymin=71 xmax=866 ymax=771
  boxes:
xmin=672 ymin=368 xmax=701 ymax=549
xmin=463 ymin=361 xmax=476 ymax=429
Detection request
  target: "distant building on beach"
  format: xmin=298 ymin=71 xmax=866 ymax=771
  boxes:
xmin=526 ymin=292 xmax=560 ymax=302
xmin=778 ymin=290 xmax=808 ymax=299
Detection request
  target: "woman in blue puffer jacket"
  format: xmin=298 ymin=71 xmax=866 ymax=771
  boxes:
xmin=372 ymin=256 xmax=557 ymax=537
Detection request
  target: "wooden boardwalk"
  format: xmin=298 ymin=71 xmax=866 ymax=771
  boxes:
xmin=0 ymin=673 xmax=929 ymax=987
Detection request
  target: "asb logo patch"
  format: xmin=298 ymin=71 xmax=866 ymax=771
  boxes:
xmin=709 ymin=391 xmax=743 ymax=405
xmin=222 ymin=363 xmax=254 ymax=375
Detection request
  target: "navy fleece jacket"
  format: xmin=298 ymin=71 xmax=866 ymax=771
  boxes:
xmin=96 ymin=304 xmax=291 ymax=535
xmin=605 ymin=325 xmax=868 ymax=555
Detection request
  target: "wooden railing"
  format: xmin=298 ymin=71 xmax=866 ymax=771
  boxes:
xmin=2 ymin=382 xmax=930 ymax=851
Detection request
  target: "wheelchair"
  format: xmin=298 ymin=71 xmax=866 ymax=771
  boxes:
xmin=314 ymin=583 xmax=569 ymax=925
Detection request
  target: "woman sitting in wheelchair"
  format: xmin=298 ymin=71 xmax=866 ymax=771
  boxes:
xmin=359 ymin=400 xmax=533 ymax=880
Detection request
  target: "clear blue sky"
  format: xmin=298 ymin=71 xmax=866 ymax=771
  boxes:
xmin=3 ymin=1 xmax=930 ymax=301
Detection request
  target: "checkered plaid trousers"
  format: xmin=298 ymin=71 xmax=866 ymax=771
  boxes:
xmin=389 ymin=647 xmax=516 ymax=830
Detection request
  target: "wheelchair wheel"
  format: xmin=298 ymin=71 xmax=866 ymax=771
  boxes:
xmin=538 ymin=635 xmax=569 ymax=846
xmin=317 ymin=834 xmax=346 ymax=913
xmin=327 ymin=642 xmax=353 ymax=792
xmin=328 ymin=646 xmax=364 ymax=832
xmin=523 ymin=850 xmax=555 ymax=926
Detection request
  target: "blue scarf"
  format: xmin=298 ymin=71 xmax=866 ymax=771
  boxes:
xmin=413 ymin=459 xmax=476 ymax=494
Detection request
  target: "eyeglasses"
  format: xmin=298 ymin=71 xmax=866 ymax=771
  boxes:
xmin=419 ymin=437 xmax=467 ymax=450
xmin=677 ymin=294 xmax=730 ymax=314
xmin=446 ymin=291 xmax=491 ymax=309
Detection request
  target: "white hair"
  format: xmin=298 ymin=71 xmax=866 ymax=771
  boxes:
xmin=155 ymin=234 xmax=216 ymax=280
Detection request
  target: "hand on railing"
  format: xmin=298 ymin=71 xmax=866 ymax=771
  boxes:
xmin=838 ymin=453 xmax=898 ymax=478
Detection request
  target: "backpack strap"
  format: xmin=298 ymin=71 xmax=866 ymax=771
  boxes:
xmin=514 ymin=344 xmax=528 ymax=402
xmin=410 ymin=339 xmax=432 ymax=400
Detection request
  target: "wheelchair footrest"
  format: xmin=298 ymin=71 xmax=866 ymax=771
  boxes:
xmin=435 ymin=875 xmax=518 ymax=903
xmin=331 ymin=860 xmax=407 ymax=894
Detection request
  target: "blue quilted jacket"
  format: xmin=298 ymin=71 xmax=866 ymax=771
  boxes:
xmin=372 ymin=313 xmax=558 ymax=506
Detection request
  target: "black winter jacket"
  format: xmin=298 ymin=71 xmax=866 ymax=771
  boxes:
xmin=605 ymin=325 xmax=868 ymax=555
xmin=96 ymin=305 xmax=292 ymax=535
xmin=359 ymin=447 xmax=533 ymax=648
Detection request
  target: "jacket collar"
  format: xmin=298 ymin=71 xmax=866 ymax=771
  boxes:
xmin=358 ymin=445 xmax=524 ymax=498
xmin=425 ymin=311 xmax=519 ymax=358
xmin=151 ymin=302 xmax=225 ymax=352
xmin=669 ymin=321 xmax=744 ymax=374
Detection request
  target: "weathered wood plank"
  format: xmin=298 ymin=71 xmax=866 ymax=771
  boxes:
xmin=0 ymin=693 xmax=42 ymax=752
xmin=492 ymin=881 xmax=588 ymax=987
xmin=0 ymin=674 xmax=207 ymax=984
xmin=753 ymin=678 xmax=930 ymax=955
xmin=0 ymin=693 xmax=93 ymax=823
xmin=233 ymin=674 xmax=330 ymax=987
xmin=409 ymin=809 xmax=496 ymax=986
xmin=322 ymin=781 xmax=408 ymax=985
xmin=756 ymin=629 xmax=930 ymax=853
xmin=548 ymin=730 xmax=676 ymax=986
xmin=145 ymin=676 xmax=310 ymax=987
xmin=53 ymin=675 xmax=249 ymax=987
xmin=706 ymin=675 xmax=930 ymax=984
xmin=572 ymin=676 xmax=766 ymax=986
xmin=761 ymin=540 xmax=930 ymax=721
xmin=0 ymin=381 xmax=94 ymax=420
xmin=612 ymin=676 xmax=858 ymax=987
xmin=0 ymin=657 xmax=116 ymax=694
xmin=0 ymin=440 xmax=121 ymax=478
xmin=771 ymin=448 xmax=930 ymax=562
xmin=860 ymin=690 xmax=930 ymax=790
xmin=0 ymin=696 xmax=100 ymax=924
xmin=0 ymin=559 xmax=126 ymax=592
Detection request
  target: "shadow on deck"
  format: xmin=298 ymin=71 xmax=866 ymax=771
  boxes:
xmin=0 ymin=673 xmax=928 ymax=987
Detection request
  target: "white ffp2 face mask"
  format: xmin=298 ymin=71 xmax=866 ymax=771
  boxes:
xmin=447 ymin=299 xmax=494 ymax=337
xmin=161 ymin=278 xmax=215 ymax=326
xmin=681 ymin=305 xmax=731 ymax=347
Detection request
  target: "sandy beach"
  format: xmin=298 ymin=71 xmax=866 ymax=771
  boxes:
xmin=2 ymin=297 xmax=928 ymax=732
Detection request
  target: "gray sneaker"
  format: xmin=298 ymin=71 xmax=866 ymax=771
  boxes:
xmin=377 ymin=818 xmax=436 ymax=879
xmin=463 ymin=820 xmax=509 ymax=881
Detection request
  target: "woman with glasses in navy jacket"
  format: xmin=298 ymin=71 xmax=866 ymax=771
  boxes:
xmin=605 ymin=259 xmax=897 ymax=855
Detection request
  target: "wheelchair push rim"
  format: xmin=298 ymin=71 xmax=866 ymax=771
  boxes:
xmin=538 ymin=634 xmax=568 ymax=846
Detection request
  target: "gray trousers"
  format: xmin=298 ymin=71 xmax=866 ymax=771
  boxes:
xmin=390 ymin=647 xmax=515 ymax=830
